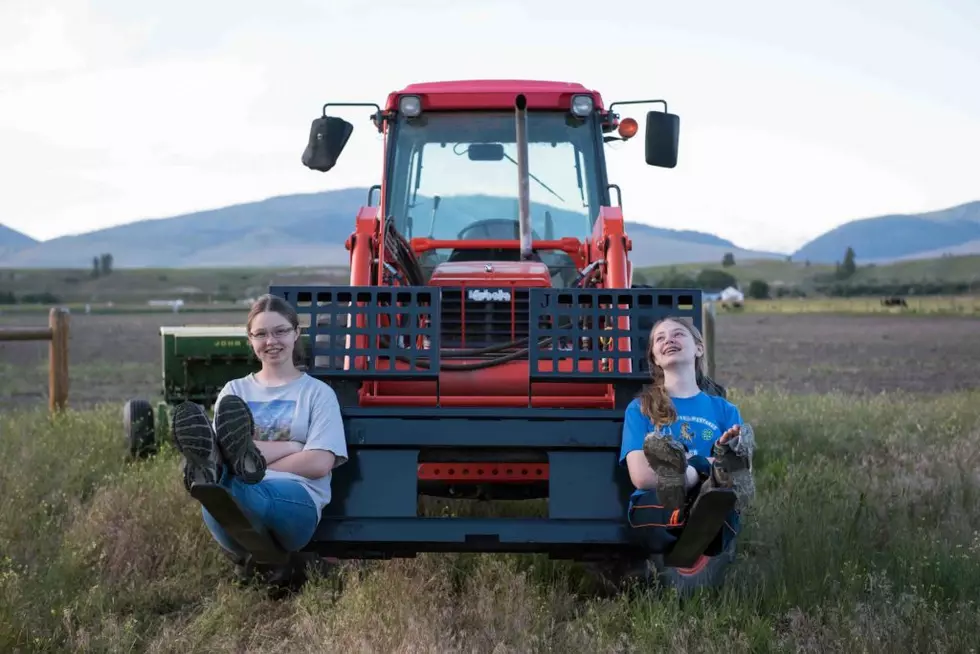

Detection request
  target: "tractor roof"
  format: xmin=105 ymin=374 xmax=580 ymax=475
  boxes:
xmin=385 ymin=79 xmax=606 ymax=112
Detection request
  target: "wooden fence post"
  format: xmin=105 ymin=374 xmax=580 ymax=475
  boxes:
xmin=49 ymin=307 xmax=70 ymax=412
xmin=0 ymin=308 xmax=69 ymax=413
xmin=702 ymin=301 xmax=716 ymax=379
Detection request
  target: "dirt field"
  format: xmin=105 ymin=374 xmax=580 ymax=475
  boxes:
xmin=2 ymin=311 xmax=979 ymax=409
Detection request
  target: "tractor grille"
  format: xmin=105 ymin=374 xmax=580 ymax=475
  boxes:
xmin=441 ymin=287 xmax=530 ymax=350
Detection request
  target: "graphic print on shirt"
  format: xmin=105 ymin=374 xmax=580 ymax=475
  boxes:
xmin=246 ymin=400 xmax=296 ymax=441
xmin=682 ymin=413 xmax=720 ymax=441
xmin=659 ymin=414 xmax=721 ymax=444
xmin=679 ymin=422 xmax=695 ymax=443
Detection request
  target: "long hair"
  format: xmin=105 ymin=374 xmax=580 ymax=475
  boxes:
xmin=246 ymin=294 xmax=306 ymax=367
xmin=638 ymin=315 xmax=722 ymax=426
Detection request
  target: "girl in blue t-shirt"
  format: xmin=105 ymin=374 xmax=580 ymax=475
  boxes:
xmin=620 ymin=316 xmax=754 ymax=515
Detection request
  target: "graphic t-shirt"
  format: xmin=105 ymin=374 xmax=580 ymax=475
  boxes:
xmin=619 ymin=391 xmax=742 ymax=498
xmin=215 ymin=373 xmax=348 ymax=512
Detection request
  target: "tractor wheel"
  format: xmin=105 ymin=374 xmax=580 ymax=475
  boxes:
xmin=123 ymin=398 xmax=157 ymax=459
xmin=649 ymin=540 xmax=736 ymax=598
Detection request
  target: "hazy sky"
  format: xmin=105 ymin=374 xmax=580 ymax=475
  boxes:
xmin=1 ymin=0 xmax=978 ymax=253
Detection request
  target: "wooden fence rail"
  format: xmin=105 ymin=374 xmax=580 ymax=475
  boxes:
xmin=0 ymin=307 xmax=70 ymax=412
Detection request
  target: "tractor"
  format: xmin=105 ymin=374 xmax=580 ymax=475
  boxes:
xmin=123 ymin=80 xmax=738 ymax=594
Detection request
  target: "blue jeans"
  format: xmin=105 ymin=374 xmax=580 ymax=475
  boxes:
xmin=201 ymin=466 xmax=321 ymax=560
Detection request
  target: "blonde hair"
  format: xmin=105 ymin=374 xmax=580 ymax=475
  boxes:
xmin=638 ymin=316 xmax=709 ymax=427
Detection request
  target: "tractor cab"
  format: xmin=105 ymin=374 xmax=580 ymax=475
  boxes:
xmin=385 ymin=98 xmax=607 ymax=287
xmin=302 ymin=80 xmax=679 ymax=290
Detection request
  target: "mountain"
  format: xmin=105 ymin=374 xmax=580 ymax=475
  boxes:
xmin=0 ymin=188 xmax=781 ymax=269
xmin=620 ymin=222 xmax=784 ymax=266
xmin=0 ymin=224 xmax=37 ymax=259
xmin=792 ymin=200 xmax=980 ymax=264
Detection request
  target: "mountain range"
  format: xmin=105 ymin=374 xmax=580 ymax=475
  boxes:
xmin=792 ymin=200 xmax=980 ymax=264
xmin=0 ymin=224 xmax=38 ymax=261
xmin=1 ymin=191 xmax=977 ymax=269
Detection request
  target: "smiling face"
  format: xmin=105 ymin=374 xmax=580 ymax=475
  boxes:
xmin=247 ymin=309 xmax=299 ymax=367
xmin=649 ymin=318 xmax=704 ymax=371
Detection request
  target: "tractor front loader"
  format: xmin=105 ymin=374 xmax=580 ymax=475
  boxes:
xmin=125 ymin=80 xmax=738 ymax=594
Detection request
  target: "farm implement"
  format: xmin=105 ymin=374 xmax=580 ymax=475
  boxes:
xmin=124 ymin=80 xmax=738 ymax=593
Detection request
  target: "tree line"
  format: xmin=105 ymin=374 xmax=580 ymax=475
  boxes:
xmin=635 ymin=245 xmax=975 ymax=299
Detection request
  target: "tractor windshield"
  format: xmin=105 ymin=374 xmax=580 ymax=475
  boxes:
xmin=384 ymin=110 xmax=605 ymax=245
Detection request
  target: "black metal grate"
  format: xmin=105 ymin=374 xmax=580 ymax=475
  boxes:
xmin=268 ymin=285 xmax=702 ymax=382
xmin=440 ymin=287 xmax=530 ymax=349
xmin=269 ymin=285 xmax=440 ymax=379
xmin=527 ymin=288 xmax=701 ymax=381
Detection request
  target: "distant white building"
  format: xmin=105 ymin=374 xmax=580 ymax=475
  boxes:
xmin=719 ymin=286 xmax=744 ymax=308
xmin=720 ymin=286 xmax=744 ymax=301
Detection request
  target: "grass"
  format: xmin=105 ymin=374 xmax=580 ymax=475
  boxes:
xmin=0 ymin=302 xmax=246 ymax=315
xmin=3 ymin=389 xmax=980 ymax=652
xmin=715 ymin=294 xmax=980 ymax=317
xmin=639 ymin=259 xmax=832 ymax=287
xmin=0 ymin=361 xmax=159 ymax=408
xmin=0 ymin=265 xmax=349 ymax=307
xmin=636 ymin=254 xmax=980 ymax=288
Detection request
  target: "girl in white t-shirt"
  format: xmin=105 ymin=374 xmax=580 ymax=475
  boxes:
xmin=170 ymin=294 xmax=348 ymax=572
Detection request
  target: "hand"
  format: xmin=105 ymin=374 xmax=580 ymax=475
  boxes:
xmin=720 ymin=424 xmax=741 ymax=445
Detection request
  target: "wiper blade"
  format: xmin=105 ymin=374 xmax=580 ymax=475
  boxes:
xmin=502 ymin=152 xmax=565 ymax=203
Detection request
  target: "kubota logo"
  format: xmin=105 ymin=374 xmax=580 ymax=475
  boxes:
xmin=467 ymin=288 xmax=511 ymax=302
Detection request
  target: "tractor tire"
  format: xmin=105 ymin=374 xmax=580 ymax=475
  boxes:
xmin=649 ymin=540 xmax=736 ymax=598
xmin=123 ymin=398 xmax=157 ymax=459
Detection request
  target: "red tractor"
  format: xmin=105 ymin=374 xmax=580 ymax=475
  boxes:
xmin=208 ymin=80 xmax=736 ymax=593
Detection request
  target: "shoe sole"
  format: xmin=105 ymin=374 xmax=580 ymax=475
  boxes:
xmin=712 ymin=432 xmax=755 ymax=510
xmin=642 ymin=434 xmax=689 ymax=511
xmin=171 ymin=402 xmax=219 ymax=489
xmin=214 ymin=395 xmax=266 ymax=484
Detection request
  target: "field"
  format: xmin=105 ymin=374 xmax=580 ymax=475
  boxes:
xmin=3 ymin=311 xmax=980 ymax=408
xmin=0 ymin=265 xmax=350 ymax=307
xmin=4 ymin=253 xmax=980 ymax=309
xmin=725 ymin=294 xmax=980 ymax=316
xmin=635 ymin=253 xmax=980 ymax=289
xmin=3 ymin=311 xmax=980 ymax=651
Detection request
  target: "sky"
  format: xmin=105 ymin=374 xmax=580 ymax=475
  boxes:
xmin=1 ymin=0 xmax=978 ymax=254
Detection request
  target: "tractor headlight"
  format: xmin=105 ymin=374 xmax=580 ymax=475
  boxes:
xmin=570 ymin=94 xmax=594 ymax=117
xmin=399 ymin=95 xmax=422 ymax=117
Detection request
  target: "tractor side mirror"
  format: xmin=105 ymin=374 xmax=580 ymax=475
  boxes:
xmin=302 ymin=115 xmax=354 ymax=172
xmin=644 ymin=110 xmax=679 ymax=169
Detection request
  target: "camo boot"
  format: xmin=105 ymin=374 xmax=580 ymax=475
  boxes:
xmin=711 ymin=423 xmax=756 ymax=511
xmin=171 ymin=402 xmax=223 ymax=492
xmin=642 ymin=430 xmax=689 ymax=511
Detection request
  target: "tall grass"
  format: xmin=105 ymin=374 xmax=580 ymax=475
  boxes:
xmin=2 ymin=389 xmax=979 ymax=652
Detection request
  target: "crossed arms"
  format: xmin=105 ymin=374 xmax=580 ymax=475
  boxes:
xmin=254 ymin=441 xmax=335 ymax=479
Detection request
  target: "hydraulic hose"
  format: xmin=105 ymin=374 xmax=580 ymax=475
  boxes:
xmin=383 ymin=217 xmax=425 ymax=286
xmin=373 ymin=218 xmax=595 ymax=372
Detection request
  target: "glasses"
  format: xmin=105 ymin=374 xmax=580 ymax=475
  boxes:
xmin=248 ymin=326 xmax=295 ymax=341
